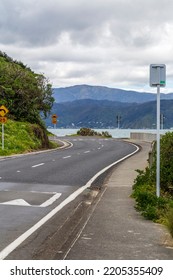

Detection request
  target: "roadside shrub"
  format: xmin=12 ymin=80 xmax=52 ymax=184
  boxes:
xmin=101 ymin=131 xmax=112 ymax=138
xmin=151 ymin=132 xmax=173 ymax=193
xmin=166 ymin=207 xmax=173 ymax=237
xmin=77 ymin=127 xmax=112 ymax=138
xmin=132 ymin=132 xmax=173 ymax=236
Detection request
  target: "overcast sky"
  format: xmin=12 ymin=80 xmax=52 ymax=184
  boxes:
xmin=0 ymin=0 xmax=173 ymax=92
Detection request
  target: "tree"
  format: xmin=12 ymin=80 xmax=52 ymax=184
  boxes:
xmin=0 ymin=52 xmax=54 ymax=125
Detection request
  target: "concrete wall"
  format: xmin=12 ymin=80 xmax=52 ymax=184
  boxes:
xmin=130 ymin=132 xmax=156 ymax=142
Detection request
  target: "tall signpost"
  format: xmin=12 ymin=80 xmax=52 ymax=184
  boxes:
xmin=150 ymin=64 xmax=166 ymax=197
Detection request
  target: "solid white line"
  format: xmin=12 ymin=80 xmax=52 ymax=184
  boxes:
xmin=0 ymin=143 xmax=139 ymax=260
xmin=32 ymin=163 xmax=45 ymax=168
xmin=40 ymin=193 xmax=61 ymax=207
xmin=63 ymin=156 xmax=71 ymax=159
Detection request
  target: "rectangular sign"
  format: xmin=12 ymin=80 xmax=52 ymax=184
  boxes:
xmin=150 ymin=64 xmax=166 ymax=87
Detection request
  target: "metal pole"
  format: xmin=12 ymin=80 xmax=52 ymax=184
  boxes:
xmin=156 ymin=84 xmax=160 ymax=197
xmin=2 ymin=123 xmax=4 ymax=150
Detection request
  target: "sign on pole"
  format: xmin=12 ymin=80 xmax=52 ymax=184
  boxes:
xmin=51 ymin=114 xmax=58 ymax=129
xmin=150 ymin=64 xmax=166 ymax=197
xmin=0 ymin=105 xmax=9 ymax=150
xmin=0 ymin=105 xmax=9 ymax=117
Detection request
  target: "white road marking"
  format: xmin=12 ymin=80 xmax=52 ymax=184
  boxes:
xmin=16 ymin=170 xmax=21 ymax=173
xmin=84 ymin=151 xmax=90 ymax=153
xmin=0 ymin=143 xmax=139 ymax=260
xmin=0 ymin=192 xmax=61 ymax=208
xmin=32 ymin=163 xmax=45 ymax=168
xmin=2 ymin=199 xmax=31 ymax=206
xmin=40 ymin=193 xmax=61 ymax=207
xmin=63 ymin=156 xmax=71 ymax=159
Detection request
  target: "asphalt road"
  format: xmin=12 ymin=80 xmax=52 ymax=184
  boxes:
xmin=0 ymin=137 xmax=138 ymax=259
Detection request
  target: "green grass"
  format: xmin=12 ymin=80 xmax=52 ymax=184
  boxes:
xmin=0 ymin=120 xmax=58 ymax=156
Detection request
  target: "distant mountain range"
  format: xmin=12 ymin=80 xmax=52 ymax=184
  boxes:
xmin=44 ymin=85 xmax=173 ymax=129
xmin=53 ymin=84 xmax=173 ymax=103
xmin=46 ymin=98 xmax=173 ymax=129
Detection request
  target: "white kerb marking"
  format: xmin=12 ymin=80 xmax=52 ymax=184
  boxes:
xmin=0 ymin=143 xmax=139 ymax=260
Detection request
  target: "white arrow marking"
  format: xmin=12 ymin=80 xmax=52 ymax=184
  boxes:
xmin=2 ymin=199 xmax=31 ymax=206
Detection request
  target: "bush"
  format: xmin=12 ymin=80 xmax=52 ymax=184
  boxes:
xmin=166 ymin=207 xmax=173 ymax=237
xmin=77 ymin=127 xmax=112 ymax=137
xmin=151 ymin=132 xmax=173 ymax=193
xmin=132 ymin=132 xmax=173 ymax=236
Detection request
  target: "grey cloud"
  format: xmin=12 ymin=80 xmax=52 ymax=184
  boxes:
xmin=1 ymin=0 xmax=173 ymax=89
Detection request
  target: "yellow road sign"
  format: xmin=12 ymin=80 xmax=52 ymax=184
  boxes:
xmin=0 ymin=105 xmax=9 ymax=117
xmin=0 ymin=117 xmax=7 ymax=123
xmin=52 ymin=114 xmax=58 ymax=124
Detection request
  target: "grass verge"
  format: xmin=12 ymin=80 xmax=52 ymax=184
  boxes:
xmin=0 ymin=120 xmax=59 ymax=156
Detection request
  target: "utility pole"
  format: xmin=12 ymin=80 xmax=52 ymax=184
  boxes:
xmin=116 ymin=115 xmax=121 ymax=129
xmin=160 ymin=113 xmax=164 ymax=130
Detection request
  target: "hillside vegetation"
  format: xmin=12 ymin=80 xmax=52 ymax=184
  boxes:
xmin=0 ymin=51 xmax=55 ymax=155
xmin=0 ymin=120 xmax=57 ymax=156
xmin=0 ymin=51 xmax=54 ymax=125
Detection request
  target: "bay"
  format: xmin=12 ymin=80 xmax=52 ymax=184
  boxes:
xmin=47 ymin=128 xmax=172 ymax=138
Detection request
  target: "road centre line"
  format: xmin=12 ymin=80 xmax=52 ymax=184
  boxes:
xmin=63 ymin=155 xmax=71 ymax=159
xmin=0 ymin=143 xmax=139 ymax=260
xmin=32 ymin=163 xmax=45 ymax=168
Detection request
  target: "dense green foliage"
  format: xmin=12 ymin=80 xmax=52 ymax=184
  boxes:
xmin=77 ymin=127 xmax=112 ymax=137
xmin=132 ymin=132 xmax=173 ymax=236
xmin=0 ymin=51 xmax=54 ymax=126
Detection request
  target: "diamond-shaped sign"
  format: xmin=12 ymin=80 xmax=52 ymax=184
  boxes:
xmin=0 ymin=105 xmax=9 ymax=117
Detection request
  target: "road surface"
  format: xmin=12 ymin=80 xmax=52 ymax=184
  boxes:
xmin=0 ymin=137 xmax=138 ymax=259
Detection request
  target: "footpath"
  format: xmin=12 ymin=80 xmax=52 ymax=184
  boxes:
xmin=65 ymin=141 xmax=173 ymax=260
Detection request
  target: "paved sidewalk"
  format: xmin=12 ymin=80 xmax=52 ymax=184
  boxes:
xmin=65 ymin=141 xmax=173 ymax=260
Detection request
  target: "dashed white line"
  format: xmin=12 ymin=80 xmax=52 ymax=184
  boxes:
xmin=32 ymin=163 xmax=45 ymax=168
xmin=63 ymin=156 xmax=71 ymax=159
xmin=84 ymin=151 xmax=90 ymax=154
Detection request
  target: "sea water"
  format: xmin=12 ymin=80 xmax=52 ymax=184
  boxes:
xmin=47 ymin=128 xmax=172 ymax=138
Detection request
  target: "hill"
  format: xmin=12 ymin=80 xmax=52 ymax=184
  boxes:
xmin=46 ymin=99 xmax=173 ymax=129
xmin=53 ymin=84 xmax=173 ymax=104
